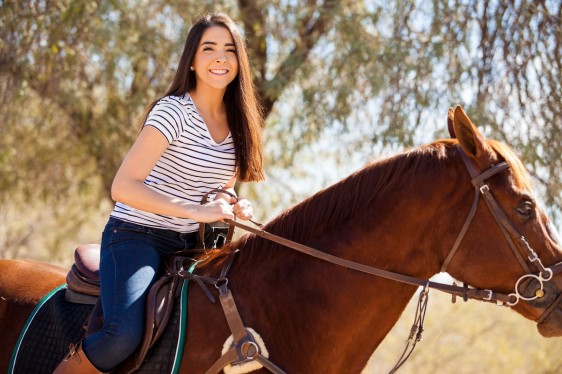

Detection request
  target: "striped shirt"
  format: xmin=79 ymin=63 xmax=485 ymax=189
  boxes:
xmin=110 ymin=94 xmax=236 ymax=233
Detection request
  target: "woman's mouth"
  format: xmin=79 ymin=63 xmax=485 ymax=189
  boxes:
xmin=210 ymin=69 xmax=228 ymax=75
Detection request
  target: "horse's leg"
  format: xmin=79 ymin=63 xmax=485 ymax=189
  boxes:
xmin=0 ymin=259 xmax=67 ymax=371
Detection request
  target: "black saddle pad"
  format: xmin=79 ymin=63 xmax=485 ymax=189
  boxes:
xmin=8 ymin=285 xmax=93 ymax=373
xmin=9 ymin=282 xmax=190 ymax=374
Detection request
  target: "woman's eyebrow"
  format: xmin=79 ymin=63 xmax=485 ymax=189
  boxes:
xmin=201 ymin=41 xmax=235 ymax=47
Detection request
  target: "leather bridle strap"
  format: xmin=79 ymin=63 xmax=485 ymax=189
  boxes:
xmin=440 ymin=149 xmax=510 ymax=273
xmin=455 ymin=147 xmax=550 ymax=279
xmin=537 ymin=292 xmax=562 ymax=324
xmin=224 ymin=219 xmax=513 ymax=304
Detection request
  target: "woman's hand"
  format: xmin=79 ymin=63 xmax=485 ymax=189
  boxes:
xmin=232 ymin=198 xmax=254 ymax=220
xmin=193 ymin=199 xmax=235 ymax=222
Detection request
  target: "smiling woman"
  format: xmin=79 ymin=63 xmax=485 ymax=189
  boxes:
xmin=48 ymin=13 xmax=266 ymax=374
xmin=188 ymin=26 xmax=240 ymax=144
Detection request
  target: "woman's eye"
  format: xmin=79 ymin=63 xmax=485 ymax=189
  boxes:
xmin=227 ymin=49 xmax=237 ymax=54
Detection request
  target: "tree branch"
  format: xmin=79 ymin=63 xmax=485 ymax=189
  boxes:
xmin=261 ymin=0 xmax=340 ymax=115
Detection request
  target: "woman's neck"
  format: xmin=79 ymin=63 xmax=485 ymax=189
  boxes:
xmin=188 ymin=87 xmax=226 ymax=117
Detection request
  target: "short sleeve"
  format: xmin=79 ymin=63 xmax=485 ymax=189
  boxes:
xmin=144 ymin=97 xmax=185 ymax=143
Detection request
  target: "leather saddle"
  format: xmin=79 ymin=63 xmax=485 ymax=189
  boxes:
xmin=65 ymin=244 xmax=189 ymax=374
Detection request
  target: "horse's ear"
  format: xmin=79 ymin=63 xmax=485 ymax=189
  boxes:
xmin=447 ymin=107 xmax=456 ymax=138
xmin=453 ymin=105 xmax=487 ymax=159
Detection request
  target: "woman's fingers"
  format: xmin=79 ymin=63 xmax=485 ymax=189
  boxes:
xmin=233 ymin=198 xmax=253 ymax=220
xmin=197 ymin=200 xmax=234 ymax=222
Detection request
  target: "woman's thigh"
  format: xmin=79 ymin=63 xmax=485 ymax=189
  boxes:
xmin=98 ymin=220 xmax=162 ymax=329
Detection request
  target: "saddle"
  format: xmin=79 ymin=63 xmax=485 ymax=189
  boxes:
xmin=66 ymin=244 xmax=190 ymax=374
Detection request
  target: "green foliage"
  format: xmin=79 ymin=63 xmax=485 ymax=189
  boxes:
xmin=0 ymin=0 xmax=559 ymax=245
xmin=0 ymin=1 xmax=561 ymax=369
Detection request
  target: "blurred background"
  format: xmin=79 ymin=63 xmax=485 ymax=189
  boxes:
xmin=1 ymin=0 xmax=561 ymax=372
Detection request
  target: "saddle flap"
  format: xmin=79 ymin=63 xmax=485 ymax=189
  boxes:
xmin=66 ymin=265 xmax=100 ymax=297
xmin=117 ymin=263 xmax=183 ymax=373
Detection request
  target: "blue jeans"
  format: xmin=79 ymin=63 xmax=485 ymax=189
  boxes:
xmin=82 ymin=217 xmax=198 ymax=371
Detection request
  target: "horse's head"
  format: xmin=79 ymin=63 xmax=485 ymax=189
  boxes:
xmin=443 ymin=105 xmax=562 ymax=337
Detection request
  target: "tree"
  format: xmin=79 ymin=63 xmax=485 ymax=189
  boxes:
xmin=0 ymin=0 xmax=560 ymax=258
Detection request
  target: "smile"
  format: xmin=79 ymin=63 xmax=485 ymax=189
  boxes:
xmin=210 ymin=69 xmax=228 ymax=75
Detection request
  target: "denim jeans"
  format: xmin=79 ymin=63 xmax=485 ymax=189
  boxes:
xmin=82 ymin=217 xmax=198 ymax=371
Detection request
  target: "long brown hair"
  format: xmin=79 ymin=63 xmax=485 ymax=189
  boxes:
xmin=141 ymin=13 xmax=265 ymax=182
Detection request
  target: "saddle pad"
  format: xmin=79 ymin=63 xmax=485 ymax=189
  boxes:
xmin=8 ymin=284 xmax=94 ymax=374
xmin=9 ymin=280 xmax=191 ymax=374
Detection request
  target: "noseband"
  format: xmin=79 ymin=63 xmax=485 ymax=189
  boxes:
xmin=441 ymin=146 xmax=562 ymax=320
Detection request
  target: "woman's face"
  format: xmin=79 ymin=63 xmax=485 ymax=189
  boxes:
xmin=192 ymin=26 xmax=239 ymax=91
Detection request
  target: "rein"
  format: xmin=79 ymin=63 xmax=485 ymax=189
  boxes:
xmin=226 ymin=219 xmax=513 ymax=304
xmin=225 ymin=146 xmax=562 ymax=308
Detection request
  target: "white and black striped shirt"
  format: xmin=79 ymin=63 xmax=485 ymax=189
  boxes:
xmin=110 ymin=94 xmax=236 ymax=233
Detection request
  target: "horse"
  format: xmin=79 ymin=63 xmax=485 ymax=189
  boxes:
xmin=1 ymin=106 xmax=561 ymax=373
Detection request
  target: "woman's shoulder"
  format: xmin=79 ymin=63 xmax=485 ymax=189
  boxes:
xmin=156 ymin=94 xmax=195 ymax=109
xmin=155 ymin=94 xmax=197 ymax=116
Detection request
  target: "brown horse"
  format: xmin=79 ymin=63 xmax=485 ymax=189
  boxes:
xmin=1 ymin=106 xmax=561 ymax=373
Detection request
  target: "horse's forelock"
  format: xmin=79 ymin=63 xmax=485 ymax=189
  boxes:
xmin=488 ymin=140 xmax=533 ymax=191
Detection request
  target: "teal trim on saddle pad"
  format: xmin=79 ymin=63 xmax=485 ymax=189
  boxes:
xmin=171 ymin=261 xmax=199 ymax=374
xmin=8 ymin=283 xmax=67 ymax=374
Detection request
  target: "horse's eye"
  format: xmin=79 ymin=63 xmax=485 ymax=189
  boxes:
xmin=516 ymin=201 xmax=535 ymax=218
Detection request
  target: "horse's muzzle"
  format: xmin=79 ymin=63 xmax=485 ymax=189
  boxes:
xmin=536 ymin=288 xmax=562 ymax=337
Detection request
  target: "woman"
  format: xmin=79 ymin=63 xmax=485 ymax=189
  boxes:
xmin=54 ymin=13 xmax=264 ymax=373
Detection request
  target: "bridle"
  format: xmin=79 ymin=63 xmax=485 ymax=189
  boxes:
xmin=192 ymin=146 xmax=562 ymax=373
xmin=441 ymin=147 xmax=562 ymax=317
xmin=442 ymin=147 xmax=559 ymax=306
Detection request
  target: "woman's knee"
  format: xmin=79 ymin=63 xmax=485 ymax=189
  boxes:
xmin=102 ymin=322 xmax=144 ymax=357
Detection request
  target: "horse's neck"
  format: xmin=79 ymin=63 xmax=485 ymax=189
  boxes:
xmin=230 ymin=244 xmax=421 ymax=373
xmin=230 ymin=169 xmax=459 ymax=372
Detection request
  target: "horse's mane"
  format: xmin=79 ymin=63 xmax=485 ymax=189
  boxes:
xmin=198 ymin=137 xmax=531 ymax=267
xmin=263 ymin=142 xmax=447 ymax=242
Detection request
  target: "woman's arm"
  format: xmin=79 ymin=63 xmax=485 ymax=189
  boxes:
xmin=111 ymin=126 xmax=234 ymax=223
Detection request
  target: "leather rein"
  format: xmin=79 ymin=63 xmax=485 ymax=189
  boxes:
xmin=191 ymin=146 xmax=562 ymax=373
xmin=228 ymin=148 xmax=562 ymax=307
